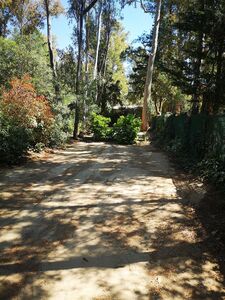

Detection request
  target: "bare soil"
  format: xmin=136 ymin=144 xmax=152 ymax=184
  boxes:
xmin=0 ymin=142 xmax=225 ymax=299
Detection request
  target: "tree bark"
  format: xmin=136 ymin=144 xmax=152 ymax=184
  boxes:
xmin=97 ymin=28 xmax=111 ymax=107
xmin=141 ymin=0 xmax=162 ymax=131
xmin=83 ymin=12 xmax=90 ymax=126
xmin=191 ymin=31 xmax=204 ymax=114
xmin=83 ymin=0 xmax=98 ymax=14
xmin=191 ymin=0 xmax=205 ymax=114
xmin=44 ymin=0 xmax=60 ymax=100
xmin=213 ymin=40 xmax=224 ymax=114
xmin=73 ymin=0 xmax=99 ymax=139
xmin=93 ymin=1 xmax=102 ymax=80
xmin=73 ymin=2 xmax=84 ymax=139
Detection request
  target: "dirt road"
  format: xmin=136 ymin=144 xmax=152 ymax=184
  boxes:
xmin=0 ymin=142 xmax=224 ymax=299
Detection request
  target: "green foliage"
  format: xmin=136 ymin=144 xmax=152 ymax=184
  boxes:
xmin=0 ymin=32 xmax=53 ymax=95
xmin=112 ymin=114 xmax=141 ymax=144
xmin=107 ymin=24 xmax=129 ymax=98
xmin=165 ymin=138 xmax=183 ymax=154
xmin=48 ymin=101 xmax=72 ymax=147
xmin=197 ymin=157 xmax=225 ymax=186
xmin=158 ymin=0 xmax=225 ymax=113
xmin=90 ymin=113 xmax=141 ymax=144
xmin=127 ymin=44 xmax=190 ymax=114
xmin=57 ymin=47 xmax=76 ymax=94
xmin=47 ymin=120 xmax=68 ymax=147
xmin=0 ymin=37 xmax=19 ymax=88
xmin=91 ymin=113 xmax=111 ymax=141
xmin=33 ymin=142 xmax=45 ymax=153
xmin=128 ymin=1 xmax=225 ymax=114
xmin=0 ymin=116 xmax=31 ymax=163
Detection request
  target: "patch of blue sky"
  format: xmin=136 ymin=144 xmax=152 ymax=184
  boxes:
xmin=47 ymin=0 xmax=153 ymax=50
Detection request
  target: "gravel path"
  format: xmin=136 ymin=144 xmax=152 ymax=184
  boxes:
xmin=0 ymin=142 xmax=224 ymax=299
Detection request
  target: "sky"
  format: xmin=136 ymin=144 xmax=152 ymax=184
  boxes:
xmin=49 ymin=0 xmax=153 ymax=50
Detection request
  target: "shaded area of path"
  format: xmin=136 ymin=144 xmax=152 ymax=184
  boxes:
xmin=0 ymin=142 xmax=224 ymax=299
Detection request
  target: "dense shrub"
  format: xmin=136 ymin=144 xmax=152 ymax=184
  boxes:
xmin=112 ymin=114 xmax=141 ymax=144
xmin=1 ymin=75 xmax=53 ymax=127
xmin=0 ymin=76 xmax=55 ymax=163
xmin=197 ymin=157 xmax=225 ymax=185
xmin=90 ymin=113 xmax=141 ymax=144
xmin=91 ymin=113 xmax=111 ymax=141
xmin=0 ymin=116 xmax=31 ymax=163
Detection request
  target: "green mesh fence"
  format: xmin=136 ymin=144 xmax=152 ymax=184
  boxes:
xmin=207 ymin=116 xmax=225 ymax=162
xmin=188 ymin=114 xmax=208 ymax=159
xmin=153 ymin=114 xmax=225 ymax=162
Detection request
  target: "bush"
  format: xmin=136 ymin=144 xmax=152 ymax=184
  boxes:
xmin=0 ymin=75 xmax=55 ymax=163
xmin=91 ymin=113 xmax=111 ymax=141
xmin=197 ymin=157 xmax=225 ymax=186
xmin=112 ymin=114 xmax=141 ymax=144
xmin=165 ymin=137 xmax=183 ymax=154
xmin=0 ymin=116 xmax=31 ymax=163
xmin=47 ymin=122 xmax=68 ymax=147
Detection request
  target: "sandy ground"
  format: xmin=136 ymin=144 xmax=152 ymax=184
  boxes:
xmin=0 ymin=142 xmax=224 ymax=300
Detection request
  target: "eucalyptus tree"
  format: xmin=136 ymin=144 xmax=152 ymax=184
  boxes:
xmin=10 ymin=0 xmax=44 ymax=35
xmin=98 ymin=22 xmax=128 ymax=113
xmin=93 ymin=0 xmax=103 ymax=80
xmin=68 ymin=0 xmax=123 ymax=137
xmin=142 ymin=0 xmax=162 ymax=130
xmin=121 ymin=0 xmax=162 ymax=130
xmin=69 ymin=0 xmax=98 ymax=138
xmin=42 ymin=0 xmax=64 ymax=99
xmin=0 ymin=0 xmax=13 ymax=37
xmin=95 ymin=0 xmax=120 ymax=108
xmin=162 ymin=0 xmax=225 ymax=114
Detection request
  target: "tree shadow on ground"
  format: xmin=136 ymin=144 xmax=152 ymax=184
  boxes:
xmin=173 ymin=172 xmax=225 ymax=295
xmin=0 ymin=142 xmax=225 ymax=299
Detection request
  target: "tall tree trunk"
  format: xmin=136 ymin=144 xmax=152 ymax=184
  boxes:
xmin=83 ymin=12 xmax=90 ymax=126
xmin=102 ymin=31 xmax=110 ymax=78
xmin=98 ymin=29 xmax=111 ymax=107
xmin=73 ymin=4 xmax=84 ymax=139
xmin=191 ymin=31 xmax=204 ymax=114
xmin=141 ymin=0 xmax=162 ymax=131
xmin=213 ymin=40 xmax=224 ymax=114
xmin=191 ymin=0 xmax=205 ymax=114
xmin=72 ymin=0 xmax=98 ymax=139
xmin=202 ymin=48 xmax=215 ymax=114
xmin=44 ymin=0 xmax=60 ymax=100
xmin=93 ymin=1 xmax=103 ymax=105
xmin=93 ymin=1 xmax=102 ymax=80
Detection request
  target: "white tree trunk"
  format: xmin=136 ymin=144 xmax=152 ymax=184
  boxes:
xmin=45 ymin=0 xmax=57 ymax=78
xmin=142 ymin=0 xmax=162 ymax=131
xmin=93 ymin=1 xmax=102 ymax=80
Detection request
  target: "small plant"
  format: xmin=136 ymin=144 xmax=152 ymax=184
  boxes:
xmin=34 ymin=142 xmax=45 ymax=153
xmin=112 ymin=114 xmax=141 ymax=144
xmin=197 ymin=157 xmax=225 ymax=185
xmin=91 ymin=113 xmax=111 ymax=141
xmin=165 ymin=138 xmax=183 ymax=154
